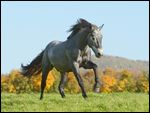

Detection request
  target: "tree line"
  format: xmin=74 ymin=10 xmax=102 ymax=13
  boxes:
xmin=1 ymin=67 xmax=149 ymax=93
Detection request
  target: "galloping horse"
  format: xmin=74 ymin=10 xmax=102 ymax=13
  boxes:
xmin=21 ymin=18 xmax=104 ymax=99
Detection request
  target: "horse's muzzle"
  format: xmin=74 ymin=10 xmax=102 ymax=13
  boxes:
xmin=96 ymin=48 xmax=103 ymax=58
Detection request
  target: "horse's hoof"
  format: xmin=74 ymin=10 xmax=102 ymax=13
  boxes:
xmin=84 ymin=97 xmax=88 ymax=100
xmin=40 ymin=96 xmax=43 ymax=100
xmin=82 ymin=94 xmax=88 ymax=99
xmin=94 ymin=87 xmax=100 ymax=93
xmin=83 ymin=96 xmax=88 ymax=100
xmin=61 ymin=95 xmax=66 ymax=98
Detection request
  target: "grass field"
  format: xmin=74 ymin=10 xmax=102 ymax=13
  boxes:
xmin=1 ymin=92 xmax=149 ymax=112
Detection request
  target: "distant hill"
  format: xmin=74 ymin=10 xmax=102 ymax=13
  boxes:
xmin=85 ymin=55 xmax=149 ymax=73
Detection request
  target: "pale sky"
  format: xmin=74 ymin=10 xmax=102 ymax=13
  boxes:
xmin=1 ymin=1 xmax=149 ymax=74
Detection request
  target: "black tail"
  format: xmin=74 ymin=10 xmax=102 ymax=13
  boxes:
xmin=21 ymin=50 xmax=44 ymax=76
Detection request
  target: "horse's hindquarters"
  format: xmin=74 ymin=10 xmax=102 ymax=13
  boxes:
xmin=46 ymin=41 xmax=72 ymax=72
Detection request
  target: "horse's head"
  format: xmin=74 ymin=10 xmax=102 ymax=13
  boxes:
xmin=87 ymin=24 xmax=104 ymax=58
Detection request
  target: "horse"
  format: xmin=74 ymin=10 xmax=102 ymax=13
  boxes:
xmin=21 ymin=18 xmax=104 ymax=99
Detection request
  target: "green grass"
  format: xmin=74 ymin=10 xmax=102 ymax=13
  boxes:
xmin=1 ymin=92 xmax=149 ymax=112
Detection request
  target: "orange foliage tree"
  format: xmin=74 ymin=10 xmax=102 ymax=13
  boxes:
xmin=1 ymin=68 xmax=149 ymax=93
xmin=100 ymin=68 xmax=117 ymax=93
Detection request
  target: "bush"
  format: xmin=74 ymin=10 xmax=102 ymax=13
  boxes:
xmin=100 ymin=75 xmax=117 ymax=93
xmin=136 ymin=71 xmax=149 ymax=93
xmin=1 ymin=68 xmax=149 ymax=93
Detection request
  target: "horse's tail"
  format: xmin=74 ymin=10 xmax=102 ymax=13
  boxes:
xmin=21 ymin=50 xmax=45 ymax=77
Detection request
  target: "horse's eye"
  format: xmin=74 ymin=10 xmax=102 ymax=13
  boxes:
xmin=92 ymin=37 xmax=95 ymax=40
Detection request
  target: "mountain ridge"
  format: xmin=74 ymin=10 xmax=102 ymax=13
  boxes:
xmin=90 ymin=54 xmax=149 ymax=73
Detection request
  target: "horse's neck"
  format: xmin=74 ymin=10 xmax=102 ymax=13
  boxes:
xmin=68 ymin=29 xmax=88 ymax=51
xmin=81 ymin=45 xmax=90 ymax=55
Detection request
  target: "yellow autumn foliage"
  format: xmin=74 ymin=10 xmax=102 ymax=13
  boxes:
xmin=31 ymin=71 xmax=55 ymax=92
xmin=65 ymin=72 xmax=80 ymax=93
xmin=1 ymin=68 xmax=149 ymax=93
xmin=101 ymin=75 xmax=117 ymax=93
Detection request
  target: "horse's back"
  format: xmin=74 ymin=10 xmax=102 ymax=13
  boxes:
xmin=46 ymin=40 xmax=65 ymax=57
xmin=48 ymin=40 xmax=63 ymax=48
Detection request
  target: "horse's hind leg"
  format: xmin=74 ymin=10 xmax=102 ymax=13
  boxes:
xmin=58 ymin=72 xmax=67 ymax=98
xmin=40 ymin=62 xmax=53 ymax=100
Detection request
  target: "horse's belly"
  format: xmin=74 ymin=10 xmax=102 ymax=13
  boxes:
xmin=48 ymin=49 xmax=71 ymax=72
xmin=51 ymin=59 xmax=71 ymax=72
xmin=55 ymin=64 xmax=72 ymax=72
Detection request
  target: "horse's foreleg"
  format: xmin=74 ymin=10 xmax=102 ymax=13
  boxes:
xmin=72 ymin=62 xmax=87 ymax=99
xmin=81 ymin=61 xmax=100 ymax=93
xmin=92 ymin=62 xmax=101 ymax=93
xmin=58 ymin=72 xmax=67 ymax=98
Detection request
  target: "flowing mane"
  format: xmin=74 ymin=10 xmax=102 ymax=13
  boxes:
xmin=67 ymin=18 xmax=92 ymax=39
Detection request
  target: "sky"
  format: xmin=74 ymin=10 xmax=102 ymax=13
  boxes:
xmin=1 ymin=1 xmax=149 ymax=74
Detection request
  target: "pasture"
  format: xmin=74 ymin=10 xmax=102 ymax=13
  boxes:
xmin=1 ymin=92 xmax=149 ymax=112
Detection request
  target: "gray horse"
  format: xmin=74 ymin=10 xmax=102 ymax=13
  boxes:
xmin=21 ymin=18 xmax=104 ymax=99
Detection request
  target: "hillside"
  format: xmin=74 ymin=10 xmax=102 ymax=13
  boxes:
xmin=90 ymin=55 xmax=149 ymax=73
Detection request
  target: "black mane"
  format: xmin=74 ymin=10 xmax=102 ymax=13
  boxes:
xmin=67 ymin=18 xmax=92 ymax=39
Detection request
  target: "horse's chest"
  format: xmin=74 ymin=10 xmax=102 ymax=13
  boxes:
xmin=77 ymin=53 xmax=88 ymax=64
xmin=77 ymin=56 xmax=82 ymax=64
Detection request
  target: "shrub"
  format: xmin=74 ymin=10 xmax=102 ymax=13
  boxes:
xmin=1 ymin=68 xmax=149 ymax=93
xmin=100 ymin=75 xmax=117 ymax=93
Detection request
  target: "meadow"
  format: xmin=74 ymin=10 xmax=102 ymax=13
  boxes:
xmin=1 ymin=68 xmax=149 ymax=112
xmin=1 ymin=92 xmax=149 ymax=112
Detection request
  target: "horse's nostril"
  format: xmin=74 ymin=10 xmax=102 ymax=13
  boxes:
xmin=98 ymin=53 xmax=101 ymax=56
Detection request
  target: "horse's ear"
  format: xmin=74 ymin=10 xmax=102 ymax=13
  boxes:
xmin=99 ymin=24 xmax=104 ymax=30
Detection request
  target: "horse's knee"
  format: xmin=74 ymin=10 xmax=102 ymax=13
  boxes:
xmin=93 ymin=63 xmax=98 ymax=69
xmin=78 ymin=80 xmax=84 ymax=88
